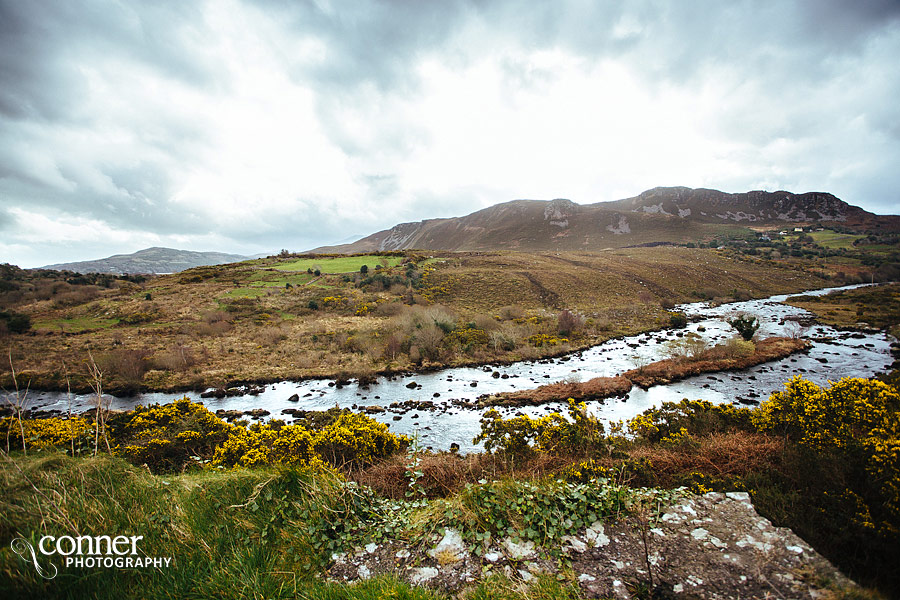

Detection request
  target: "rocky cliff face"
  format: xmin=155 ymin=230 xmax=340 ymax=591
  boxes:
xmin=607 ymin=187 xmax=869 ymax=225
xmin=328 ymin=491 xmax=857 ymax=599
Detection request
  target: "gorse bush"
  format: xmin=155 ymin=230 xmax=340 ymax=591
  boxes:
xmin=474 ymin=400 xmax=606 ymax=459
xmin=753 ymin=376 xmax=900 ymax=451
xmin=1 ymin=415 xmax=94 ymax=454
xmin=4 ymin=398 xmax=408 ymax=474
xmin=753 ymin=376 xmax=900 ymax=536
xmin=113 ymin=398 xmax=236 ymax=472
xmin=626 ymin=399 xmax=754 ymax=443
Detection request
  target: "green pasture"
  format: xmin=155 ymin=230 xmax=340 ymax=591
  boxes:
xmin=806 ymin=230 xmax=864 ymax=249
xmin=273 ymin=255 xmax=404 ymax=273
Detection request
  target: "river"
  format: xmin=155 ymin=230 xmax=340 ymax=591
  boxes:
xmin=25 ymin=284 xmax=896 ymax=452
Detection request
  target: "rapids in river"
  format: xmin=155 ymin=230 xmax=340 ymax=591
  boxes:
xmin=26 ymin=284 xmax=896 ymax=452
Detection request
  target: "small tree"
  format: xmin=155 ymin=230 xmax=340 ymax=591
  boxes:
xmin=360 ymin=264 xmax=369 ymax=275
xmin=728 ymin=314 xmax=760 ymax=341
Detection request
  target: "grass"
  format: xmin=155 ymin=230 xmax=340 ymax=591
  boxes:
xmin=273 ymin=255 xmax=404 ymax=273
xmin=32 ymin=316 xmax=120 ymax=333
xmin=806 ymin=230 xmax=865 ymax=249
xmin=0 ymin=452 xmax=599 ymax=600
xmin=219 ymin=287 xmax=269 ymax=298
xmin=785 ymin=283 xmax=900 ymax=329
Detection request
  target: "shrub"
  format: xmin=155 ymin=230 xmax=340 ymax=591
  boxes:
xmin=557 ymin=309 xmax=581 ymax=336
xmin=474 ymin=400 xmax=606 ymax=459
xmin=443 ymin=327 xmax=488 ymax=353
xmin=498 ymin=305 xmax=525 ymax=320
xmin=627 ymin=399 xmax=754 ymax=444
xmin=753 ymin=376 xmax=900 ymax=452
xmin=664 ymin=332 xmax=707 ymax=360
xmin=488 ymin=326 xmax=520 ymax=351
xmin=97 ymin=348 xmax=152 ymax=385
xmin=0 ymin=310 xmax=31 ymax=333
xmin=196 ymin=320 xmax=232 ymax=336
xmin=312 ymin=412 xmax=409 ymax=468
xmin=719 ymin=337 xmax=755 ymax=359
xmin=668 ymin=312 xmax=688 ymax=328
xmin=1 ymin=416 xmax=93 ymax=455
xmin=728 ymin=313 xmax=760 ymax=341
xmin=152 ymin=345 xmax=199 ymax=371
xmin=212 ymin=422 xmax=316 ymax=468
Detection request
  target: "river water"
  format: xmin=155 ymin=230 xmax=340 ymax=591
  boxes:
xmin=26 ymin=284 xmax=896 ymax=452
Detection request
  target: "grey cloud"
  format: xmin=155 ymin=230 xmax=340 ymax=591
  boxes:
xmin=0 ymin=1 xmax=218 ymax=123
xmin=1 ymin=0 xmax=898 ymax=268
xmin=266 ymin=0 xmax=473 ymax=92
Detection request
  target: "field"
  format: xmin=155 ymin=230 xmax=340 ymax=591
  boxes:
xmin=805 ymin=230 xmax=865 ymax=249
xmin=0 ymin=248 xmax=837 ymax=394
xmin=272 ymin=255 xmax=405 ymax=273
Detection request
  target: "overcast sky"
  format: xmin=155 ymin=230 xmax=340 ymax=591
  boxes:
xmin=2 ymin=0 xmax=899 ymax=268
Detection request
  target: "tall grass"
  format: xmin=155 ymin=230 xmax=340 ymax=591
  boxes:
xmin=0 ymin=453 xmax=584 ymax=599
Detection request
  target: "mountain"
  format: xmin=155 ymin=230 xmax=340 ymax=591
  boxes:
xmin=311 ymin=187 xmax=900 ymax=253
xmin=41 ymin=247 xmax=250 ymax=274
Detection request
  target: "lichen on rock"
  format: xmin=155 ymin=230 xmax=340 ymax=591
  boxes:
xmin=326 ymin=491 xmax=858 ymax=599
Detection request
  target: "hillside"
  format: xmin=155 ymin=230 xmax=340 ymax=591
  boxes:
xmin=312 ymin=187 xmax=900 ymax=253
xmin=41 ymin=247 xmax=249 ymax=274
xmin=0 ymin=247 xmax=832 ymax=394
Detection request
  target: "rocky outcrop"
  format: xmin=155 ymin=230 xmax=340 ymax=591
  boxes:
xmin=327 ymin=491 xmax=856 ymax=599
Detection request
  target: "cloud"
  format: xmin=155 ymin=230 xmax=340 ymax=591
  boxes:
xmin=0 ymin=0 xmax=898 ymax=267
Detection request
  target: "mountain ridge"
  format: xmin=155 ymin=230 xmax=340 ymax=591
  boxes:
xmin=41 ymin=247 xmax=250 ymax=274
xmin=311 ymin=187 xmax=899 ymax=253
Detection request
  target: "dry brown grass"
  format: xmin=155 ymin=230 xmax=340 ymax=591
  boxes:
xmin=354 ymin=451 xmax=570 ymax=499
xmin=624 ymin=336 xmax=810 ymax=388
xmin=629 ymin=431 xmax=784 ymax=483
xmin=482 ymin=375 xmax=632 ymax=407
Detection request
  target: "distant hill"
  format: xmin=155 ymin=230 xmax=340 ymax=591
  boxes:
xmin=41 ymin=247 xmax=250 ymax=274
xmin=311 ymin=187 xmax=900 ymax=253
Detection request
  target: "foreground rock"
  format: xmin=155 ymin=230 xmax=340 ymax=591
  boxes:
xmin=327 ymin=491 xmax=855 ymax=599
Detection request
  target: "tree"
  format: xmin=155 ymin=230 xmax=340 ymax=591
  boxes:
xmin=360 ymin=265 xmax=369 ymax=275
xmin=728 ymin=313 xmax=760 ymax=341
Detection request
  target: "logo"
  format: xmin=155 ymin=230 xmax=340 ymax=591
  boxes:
xmin=11 ymin=537 xmax=57 ymax=580
xmin=10 ymin=534 xmax=172 ymax=578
